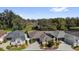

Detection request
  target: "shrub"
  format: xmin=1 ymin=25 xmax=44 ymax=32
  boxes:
xmin=25 ymin=40 xmax=28 ymax=45
xmin=29 ymin=39 xmax=36 ymax=44
xmin=21 ymin=44 xmax=27 ymax=49
xmin=6 ymin=46 xmax=11 ymax=49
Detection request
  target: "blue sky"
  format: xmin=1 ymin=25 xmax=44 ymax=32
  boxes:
xmin=0 ymin=7 xmax=79 ymax=19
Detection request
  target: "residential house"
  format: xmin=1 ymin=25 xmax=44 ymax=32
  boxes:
xmin=64 ymin=31 xmax=79 ymax=47
xmin=46 ymin=31 xmax=65 ymax=42
xmin=5 ymin=30 xmax=29 ymax=46
xmin=28 ymin=31 xmax=55 ymax=48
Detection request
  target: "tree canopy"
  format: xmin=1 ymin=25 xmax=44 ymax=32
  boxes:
xmin=0 ymin=9 xmax=79 ymax=31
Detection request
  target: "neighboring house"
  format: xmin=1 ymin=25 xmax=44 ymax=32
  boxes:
xmin=46 ymin=31 xmax=65 ymax=41
xmin=28 ymin=31 xmax=43 ymax=40
xmin=5 ymin=30 xmax=29 ymax=46
xmin=47 ymin=30 xmax=79 ymax=47
xmin=28 ymin=31 xmax=54 ymax=44
xmin=29 ymin=31 xmax=79 ymax=47
xmin=64 ymin=31 xmax=79 ymax=47
xmin=39 ymin=32 xmax=53 ymax=44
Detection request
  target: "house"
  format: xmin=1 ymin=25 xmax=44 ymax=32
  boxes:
xmin=28 ymin=31 xmax=44 ymax=40
xmin=64 ymin=31 xmax=79 ymax=47
xmin=5 ymin=30 xmax=29 ymax=46
xmin=28 ymin=31 xmax=53 ymax=42
xmin=46 ymin=30 xmax=79 ymax=47
xmin=46 ymin=31 xmax=65 ymax=42
xmin=39 ymin=32 xmax=53 ymax=42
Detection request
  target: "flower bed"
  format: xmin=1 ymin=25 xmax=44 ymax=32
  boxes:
xmin=6 ymin=44 xmax=28 ymax=51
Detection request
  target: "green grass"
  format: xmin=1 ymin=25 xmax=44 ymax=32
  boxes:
xmin=0 ymin=48 xmax=5 ymax=51
xmin=70 ymin=27 xmax=79 ymax=30
xmin=4 ymin=28 xmax=12 ymax=32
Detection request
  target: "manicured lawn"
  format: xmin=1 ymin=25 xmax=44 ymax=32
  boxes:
xmin=0 ymin=48 xmax=5 ymax=51
xmin=70 ymin=27 xmax=79 ymax=30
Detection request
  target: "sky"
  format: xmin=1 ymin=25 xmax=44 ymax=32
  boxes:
xmin=0 ymin=7 xmax=79 ymax=19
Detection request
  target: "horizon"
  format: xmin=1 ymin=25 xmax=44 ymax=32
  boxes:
xmin=0 ymin=7 xmax=79 ymax=19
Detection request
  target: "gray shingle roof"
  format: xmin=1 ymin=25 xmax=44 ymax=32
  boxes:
xmin=40 ymin=33 xmax=53 ymax=42
xmin=46 ymin=31 xmax=65 ymax=38
xmin=28 ymin=31 xmax=44 ymax=39
xmin=5 ymin=30 xmax=26 ymax=41
xmin=65 ymin=31 xmax=79 ymax=37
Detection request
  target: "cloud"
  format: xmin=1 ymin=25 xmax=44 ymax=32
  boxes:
xmin=50 ymin=7 xmax=69 ymax=12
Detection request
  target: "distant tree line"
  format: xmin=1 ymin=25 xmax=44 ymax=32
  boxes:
xmin=0 ymin=9 xmax=79 ymax=31
xmin=34 ymin=18 xmax=79 ymax=31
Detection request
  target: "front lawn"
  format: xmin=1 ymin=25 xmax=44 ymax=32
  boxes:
xmin=69 ymin=27 xmax=79 ymax=30
xmin=0 ymin=48 xmax=5 ymax=51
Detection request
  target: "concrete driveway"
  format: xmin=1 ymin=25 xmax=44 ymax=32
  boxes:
xmin=23 ymin=42 xmax=43 ymax=51
xmin=23 ymin=41 xmax=74 ymax=51
xmin=56 ymin=41 xmax=74 ymax=51
xmin=0 ymin=41 xmax=10 ymax=50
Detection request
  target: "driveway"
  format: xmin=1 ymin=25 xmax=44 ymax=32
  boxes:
xmin=56 ymin=41 xmax=74 ymax=51
xmin=23 ymin=42 xmax=43 ymax=51
xmin=23 ymin=41 xmax=74 ymax=51
xmin=0 ymin=32 xmax=10 ymax=50
xmin=0 ymin=41 xmax=10 ymax=50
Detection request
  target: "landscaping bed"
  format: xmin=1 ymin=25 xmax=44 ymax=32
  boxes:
xmin=72 ymin=46 xmax=79 ymax=51
xmin=29 ymin=39 xmax=36 ymax=44
xmin=40 ymin=40 xmax=60 ymax=49
xmin=6 ymin=44 xmax=28 ymax=51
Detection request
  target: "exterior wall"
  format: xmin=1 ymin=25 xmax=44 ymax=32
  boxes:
xmin=77 ymin=40 xmax=79 ymax=46
xmin=10 ymin=38 xmax=26 ymax=46
xmin=10 ymin=42 xmax=16 ymax=46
